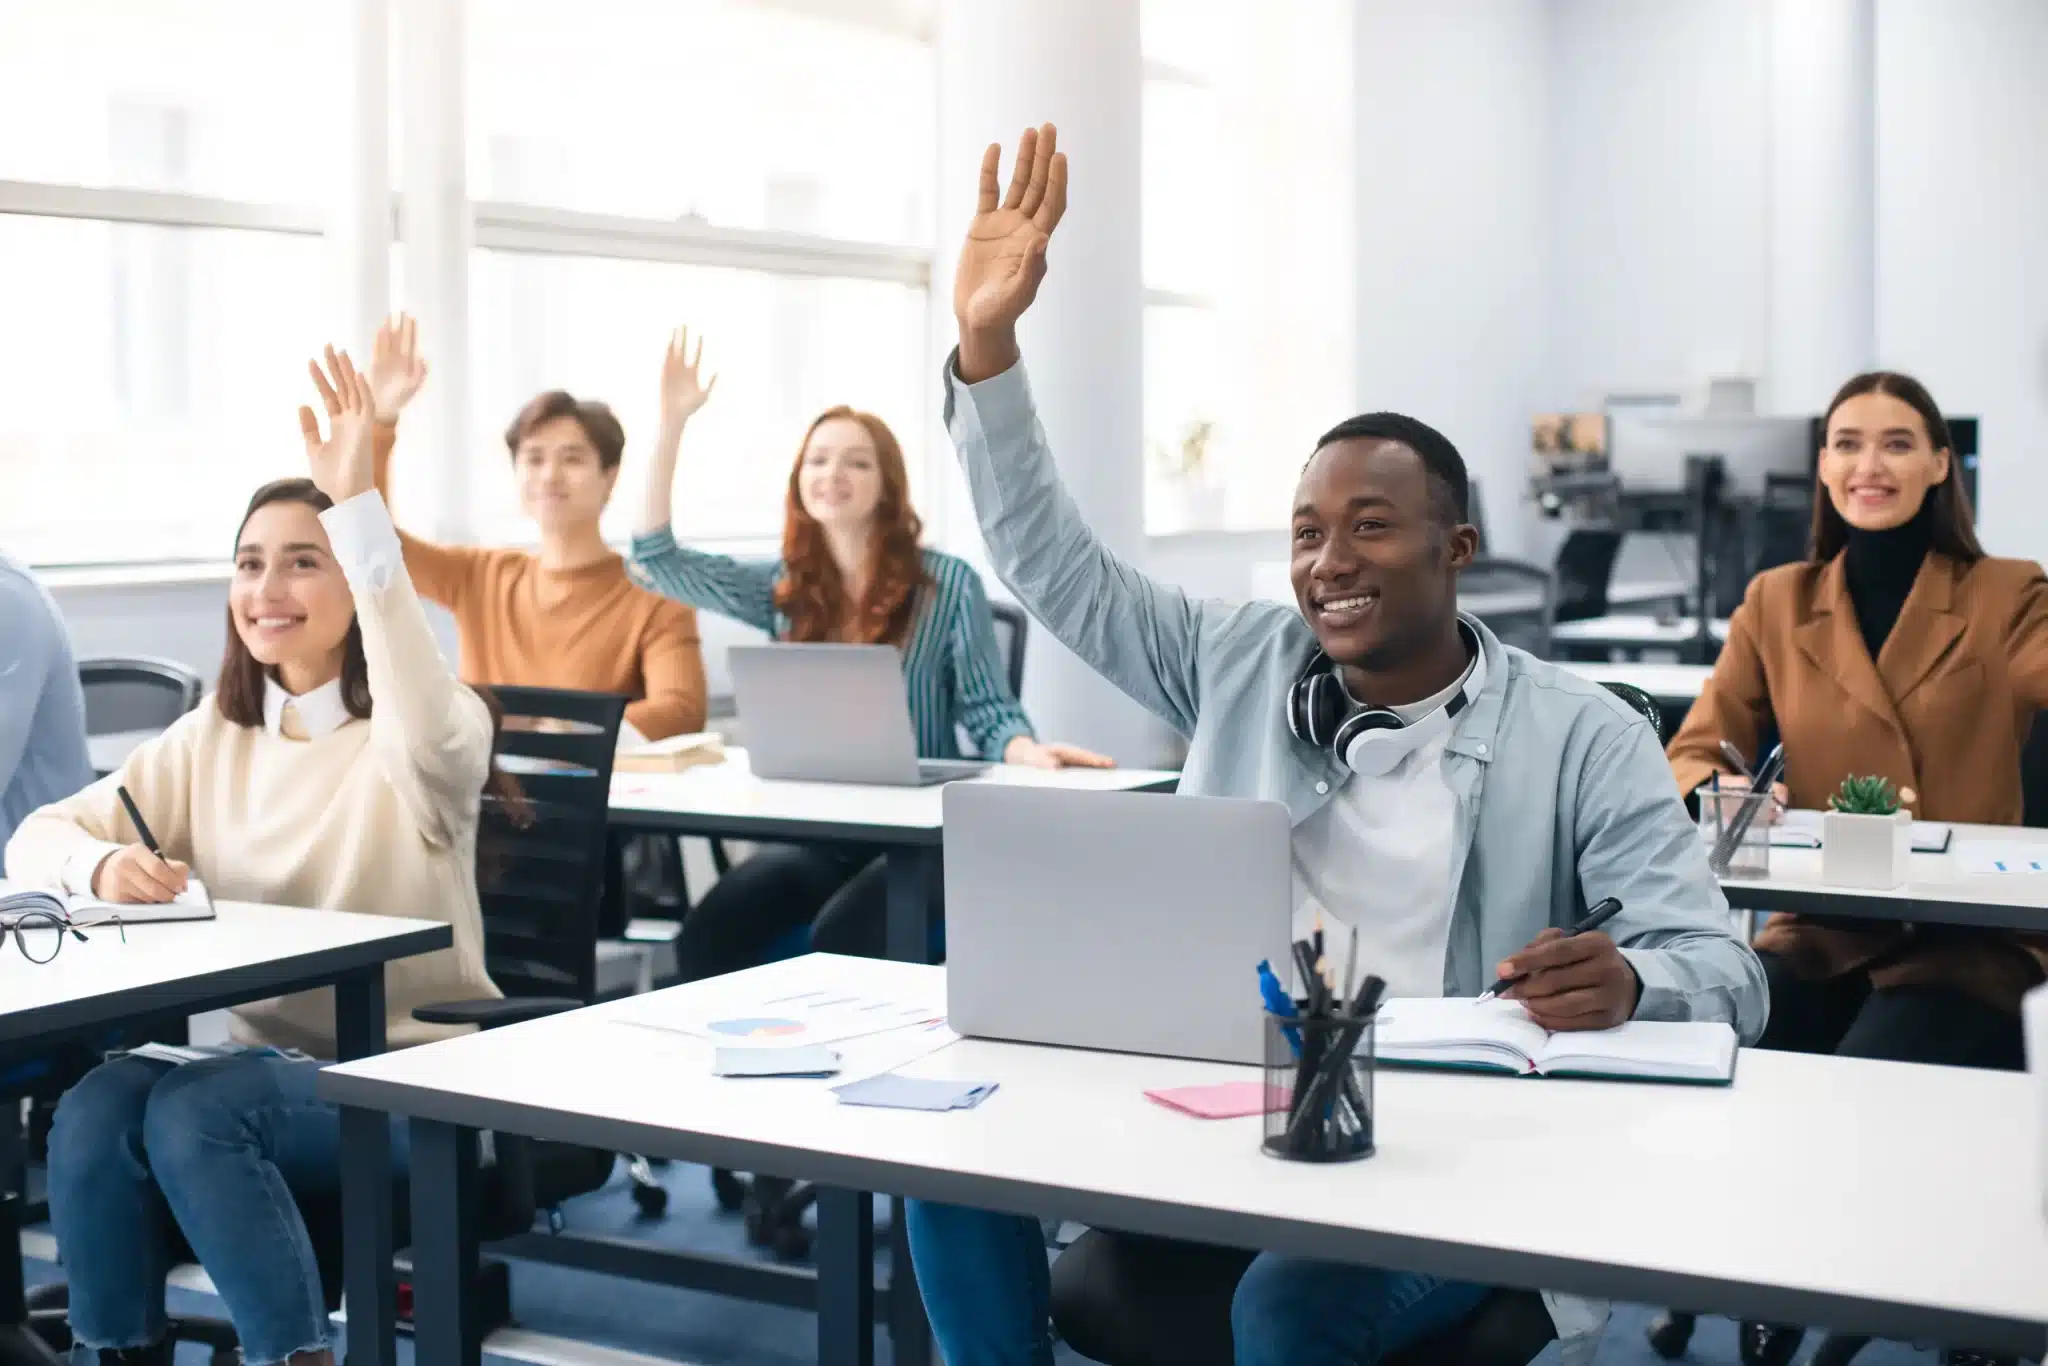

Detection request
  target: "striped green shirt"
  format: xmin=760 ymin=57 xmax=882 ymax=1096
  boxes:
xmin=630 ymin=526 xmax=1035 ymax=761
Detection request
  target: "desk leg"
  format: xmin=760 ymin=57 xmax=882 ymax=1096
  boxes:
xmin=884 ymin=844 xmax=942 ymax=965
xmin=409 ymin=1119 xmax=482 ymax=1366
xmin=815 ymin=1187 xmax=874 ymax=1366
xmin=887 ymin=1197 xmax=932 ymax=1366
xmin=334 ymin=969 xmax=395 ymax=1366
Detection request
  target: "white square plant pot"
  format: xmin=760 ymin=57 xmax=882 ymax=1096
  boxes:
xmin=1821 ymin=809 xmax=1911 ymax=889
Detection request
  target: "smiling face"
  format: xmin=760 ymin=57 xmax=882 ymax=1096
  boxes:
xmin=795 ymin=416 xmax=886 ymax=532
xmin=1289 ymin=438 xmax=1476 ymax=670
xmin=515 ymin=414 xmax=617 ymax=535
xmin=228 ymin=499 xmax=354 ymax=679
xmin=1818 ymin=390 xmax=1951 ymax=532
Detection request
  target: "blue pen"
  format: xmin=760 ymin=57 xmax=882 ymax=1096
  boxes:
xmin=1257 ymin=960 xmax=1302 ymax=1054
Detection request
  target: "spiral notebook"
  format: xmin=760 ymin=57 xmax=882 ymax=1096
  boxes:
xmin=1373 ymin=997 xmax=1738 ymax=1085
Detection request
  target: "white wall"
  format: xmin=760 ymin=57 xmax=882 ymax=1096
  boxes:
xmin=1547 ymin=0 xmax=1774 ymax=409
xmin=1874 ymin=0 xmax=2048 ymax=562
xmin=1353 ymin=0 xmax=1552 ymax=560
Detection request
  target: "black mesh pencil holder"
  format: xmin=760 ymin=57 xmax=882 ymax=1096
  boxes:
xmin=1262 ymin=1009 xmax=1376 ymax=1163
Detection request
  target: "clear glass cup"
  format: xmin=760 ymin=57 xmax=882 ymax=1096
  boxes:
xmin=1699 ymin=787 xmax=1778 ymax=879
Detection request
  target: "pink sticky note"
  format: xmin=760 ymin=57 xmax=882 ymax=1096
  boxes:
xmin=1143 ymin=1081 xmax=1280 ymax=1119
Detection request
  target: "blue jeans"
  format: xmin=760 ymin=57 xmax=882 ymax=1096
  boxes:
xmin=46 ymin=1050 xmax=410 ymax=1366
xmin=904 ymin=1201 xmax=1491 ymax=1366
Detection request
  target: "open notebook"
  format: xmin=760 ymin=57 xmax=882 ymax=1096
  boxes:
xmin=1373 ymin=997 xmax=1738 ymax=1085
xmin=1768 ymin=809 xmax=1952 ymax=853
xmin=0 ymin=878 xmax=217 ymax=927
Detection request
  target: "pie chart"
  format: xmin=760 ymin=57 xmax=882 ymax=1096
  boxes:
xmin=708 ymin=1016 xmax=807 ymax=1040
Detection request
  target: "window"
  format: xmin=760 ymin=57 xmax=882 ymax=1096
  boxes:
xmin=465 ymin=0 xmax=935 ymax=246
xmin=0 ymin=0 xmax=342 ymax=205
xmin=1140 ymin=0 xmax=1353 ymax=534
xmin=0 ymin=215 xmax=331 ymax=566
xmin=462 ymin=250 xmax=929 ymax=546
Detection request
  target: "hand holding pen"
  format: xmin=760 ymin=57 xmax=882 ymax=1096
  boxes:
xmin=90 ymin=786 xmax=190 ymax=905
xmin=1481 ymin=897 xmax=1641 ymax=1032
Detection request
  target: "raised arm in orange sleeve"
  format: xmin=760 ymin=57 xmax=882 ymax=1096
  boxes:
xmin=1666 ymin=583 xmax=1772 ymax=798
xmin=625 ymin=599 xmax=709 ymax=741
xmin=371 ymin=418 xmax=486 ymax=613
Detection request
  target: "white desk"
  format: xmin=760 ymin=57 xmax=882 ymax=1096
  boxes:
xmin=1553 ymin=614 xmax=1731 ymax=657
xmin=322 ymin=955 xmax=2048 ymax=1364
xmin=1722 ymin=821 xmax=2048 ymax=934
xmin=1 ymin=901 xmax=451 ymax=1366
xmin=1561 ymin=661 xmax=1713 ymax=708
xmin=1606 ymin=578 xmax=1692 ymax=609
xmin=609 ymin=747 xmax=1179 ymax=962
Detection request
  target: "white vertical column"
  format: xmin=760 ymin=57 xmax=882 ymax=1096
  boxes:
xmin=933 ymin=0 xmax=1156 ymax=762
xmin=1768 ymin=0 xmax=1876 ymax=413
xmin=393 ymin=0 xmax=474 ymax=541
xmin=332 ymin=0 xmax=391 ymax=355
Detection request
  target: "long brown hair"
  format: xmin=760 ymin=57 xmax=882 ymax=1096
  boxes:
xmin=773 ymin=406 xmax=930 ymax=645
xmin=216 ymin=478 xmax=527 ymax=814
xmin=1810 ymin=371 xmax=1983 ymax=564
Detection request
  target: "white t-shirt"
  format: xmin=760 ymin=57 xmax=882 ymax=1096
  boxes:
xmin=1289 ymin=652 xmax=1475 ymax=999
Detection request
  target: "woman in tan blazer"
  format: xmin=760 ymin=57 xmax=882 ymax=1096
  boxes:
xmin=1659 ymin=371 xmax=2048 ymax=1366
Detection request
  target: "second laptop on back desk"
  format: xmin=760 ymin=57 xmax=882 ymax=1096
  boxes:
xmin=729 ymin=643 xmax=990 ymax=787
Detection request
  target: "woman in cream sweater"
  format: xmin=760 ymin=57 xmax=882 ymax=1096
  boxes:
xmin=4 ymin=355 xmax=503 ymax=1366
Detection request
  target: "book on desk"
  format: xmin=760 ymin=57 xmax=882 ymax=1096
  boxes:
xmin=1374 ymin=997 xmax=1738 ymax=1084
xmin=1767 ymin=809 xmax=1953 ymax=853
xmin=0 ymin=878 xmax=217 ymax=926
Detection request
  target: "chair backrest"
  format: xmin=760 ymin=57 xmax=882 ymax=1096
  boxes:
xmin=990 ymin=600 xmax=1030 ymax=698
xmin=1458 ymin=556 xmax=1558 ymax=660
xmin=477 ymin=686 xmax=627 ymax=1004
xmin=1551 ymin=528 xmax=1622 ymax=622
xmin=1598 ymin=681 xmax=1664 ymax=735
xmin=77 ymin=655 xmax=204 ymax=735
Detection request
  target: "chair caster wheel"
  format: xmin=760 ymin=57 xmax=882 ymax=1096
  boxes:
xmin=211 ymin=1351 xmax=241 ymax=1366
xmin=631 ymin=1181 xmax=669 ymax=1217
xmin=711 ymin=1168 xmax=747 ymax=1212
xmin=547 ymin=1205 xmax=567 ymax=1234
xmin=1740 ymin=1321 xmax=1806 ymax=1366
xmin=1647 ymin=1311 xmax=1696 ymax=1359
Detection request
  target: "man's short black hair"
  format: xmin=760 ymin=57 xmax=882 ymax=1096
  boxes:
xmin=1310 ymin=412 xmax=1470 ymax=528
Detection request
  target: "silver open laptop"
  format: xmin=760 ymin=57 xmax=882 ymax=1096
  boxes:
xmin=944 ymin=784 xmax=1293 ymax=1065
xmin=729 ymin=644 xmax=990 ymax=787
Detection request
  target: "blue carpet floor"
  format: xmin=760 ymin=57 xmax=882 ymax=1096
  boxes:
xmin=24 ymin=1157 xmax=1954 ymax=1365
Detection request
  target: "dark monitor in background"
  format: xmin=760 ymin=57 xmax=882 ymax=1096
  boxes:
xmin=1807 ymin=415 xmax=1978 ymax=515
xmin=1468 ymin=481 xmax=1490 ymax=551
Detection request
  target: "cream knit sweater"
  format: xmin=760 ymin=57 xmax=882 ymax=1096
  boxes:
xmin=4 ymin=493 xmax=501 ymax=1055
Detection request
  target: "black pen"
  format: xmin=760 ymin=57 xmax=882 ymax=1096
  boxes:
xmin=1478 ymin=897 xmax=1624 ymax=1001
xmin=116 ymin=785 xmax=162 ymax=857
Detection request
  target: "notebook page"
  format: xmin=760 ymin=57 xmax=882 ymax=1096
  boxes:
xmin=1535 ymin=1020 xmax=1737 ymax=1082
xmin=1373 ymin=997 xmax=1551 ymax=1071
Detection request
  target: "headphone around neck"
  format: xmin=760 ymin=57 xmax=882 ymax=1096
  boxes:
xmin=1286 ymin=620 xmax=1486 ymax=776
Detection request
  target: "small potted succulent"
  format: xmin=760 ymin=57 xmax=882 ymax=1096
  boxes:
xmin=1821 ymin=775 xmax=1912 ymax=889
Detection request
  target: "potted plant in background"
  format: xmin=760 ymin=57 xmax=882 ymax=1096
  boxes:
xmin=1149 ymin=418 xmax=1223 ymax=532
xmin=1821 ymin=775 xmax=1912 ymax=889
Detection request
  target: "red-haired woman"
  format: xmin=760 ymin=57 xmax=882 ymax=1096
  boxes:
xmin=632 ymin=328 xmax=1108 ymax=981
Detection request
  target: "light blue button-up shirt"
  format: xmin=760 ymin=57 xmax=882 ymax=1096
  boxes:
xmin=0 ymin=554 xmax=92 ymax=859
xmin=944 ymin=357 xmax=1767 ymax=1041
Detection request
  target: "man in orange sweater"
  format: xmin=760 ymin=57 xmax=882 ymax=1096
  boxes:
xmin=306 ymin=316 xmax=708 ymax=742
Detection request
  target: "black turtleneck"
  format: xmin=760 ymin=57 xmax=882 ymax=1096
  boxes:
xmin=1841 ymin=503 xmax=1933 ymax=662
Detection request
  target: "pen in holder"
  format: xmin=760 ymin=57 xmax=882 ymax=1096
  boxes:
xmin=1263 ymin=1007 xmax=1376 ymax=1163
xmin=1699 ymin=787 xmax=1776 ymax=879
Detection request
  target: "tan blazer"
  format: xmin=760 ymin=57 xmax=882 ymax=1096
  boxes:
xmin=1668 ymin=550 xmax=2048 ymax=1012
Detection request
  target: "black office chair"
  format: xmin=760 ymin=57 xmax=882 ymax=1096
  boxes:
xmin=709 ymin=598 xmax=1037 ymax=1258
xmin=27 ymin=686 xmax=632 ymax=1362
xmin=1047 ymin=1229 xmax=1554 ymax=1366
xmin=1461 ymin=557 xmax=1559 ymax=659
xmin=77 ymin=655 xmax=204 ymax=776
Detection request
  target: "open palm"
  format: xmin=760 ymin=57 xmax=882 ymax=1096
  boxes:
xmin=658 ymin=325 xmax=717 ymax=428
xmin=367 ymin=312 xmax=429 ymax=421
xmin=954 ymin=123 xmax=1068 ymax=333
xmin=296 ymin=349 xmax=377 ymax=504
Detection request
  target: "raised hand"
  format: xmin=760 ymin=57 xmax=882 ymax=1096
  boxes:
xmin=367 ymin=312 xmax=429 ymax=422
xmin=954 ymin=123 xmax=1067 ymax=381
xmin=297 ymin=348 xmax=379 ymax=504
xmin=658 ymin=325 xmax=717 ymax=431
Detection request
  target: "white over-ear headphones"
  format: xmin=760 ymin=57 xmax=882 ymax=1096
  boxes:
xmin=1285 ymin=620 xmax=1486 ymax=776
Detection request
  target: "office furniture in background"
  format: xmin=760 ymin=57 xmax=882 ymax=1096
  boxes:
xmin=989 ymin=600 xmax=1030 ymax=700
xmin=1552 ymin=614 xmax=1730 ymax=661
xmin=2 ymin=905 xmax=451 ymax=1366
xmin=77 ymin=655 xmax=203 ymax=777
xmin=320 ymin=954 xmax=2048 ymax=1366
xmin=1456 ymin=557 xmax=1558 ymax=658
xmin=1718 ymin=822 xmax=2048 ymax=936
